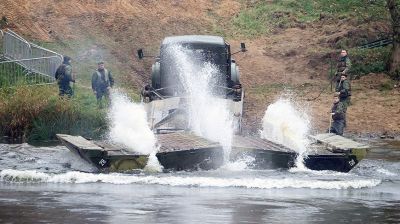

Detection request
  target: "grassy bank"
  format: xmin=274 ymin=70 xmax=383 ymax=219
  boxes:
xmin=350 ymin=47 xmax=391 ymax=78
xmin=0 ymin=84 xmax=108 ymax=142
xmin=233 ymin=0 xmax=388 ymax=37
xmin=0 ymin=35 xmax=142 ymax=143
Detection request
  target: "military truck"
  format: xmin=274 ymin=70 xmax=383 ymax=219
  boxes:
xmin=57 ymin=36 xmax=368 ymax=173
xmin=138 ymin=35 xmax=246 ymax=133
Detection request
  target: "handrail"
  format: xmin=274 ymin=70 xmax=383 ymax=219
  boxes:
xmin=1 ymin=29 xmax=63 ymax=81
xmin=30 ymin=42 xmax=63 ymax=60
xmin=359 ymin=38 xmax=393 ymax=49
xmin=0 ymin=55 xmax=61 ymax=64
xmin=6 ymin=28 xmax=31 ymax=48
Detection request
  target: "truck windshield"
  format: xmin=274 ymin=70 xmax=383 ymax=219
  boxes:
xmin=161 ymin=44 xmax=226 ymax=69
xmin=159 ymin=43 xmax=228 ymax=96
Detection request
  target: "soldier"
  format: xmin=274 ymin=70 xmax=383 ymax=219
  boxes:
xmin=91 ymin=61 xmax=114 ymax=107
xmin=335 ymin=49 xmax=352 ymax=81
xmin=55 ymin=56 xmax=75 ymax=98
xmin=0 ymin=16 xmax=8 ymax=29
xmin=335 ymin=73 xmax=351 ymax=107
xmin=141 ymin=84 xmax=155 ymax=102
xmin=328 ymin=94 xmax=346 ymax=135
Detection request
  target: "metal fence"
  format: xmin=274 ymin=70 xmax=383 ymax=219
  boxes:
xmin=0 ymin=57 xmax=60 ymax=86
xmin=0 ymin=29 xmax=63 ymax=87
xmin=359 ymin=37 xmax=393 ymax=49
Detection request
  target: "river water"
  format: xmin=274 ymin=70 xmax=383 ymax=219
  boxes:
xmin=1 ymin=45 xmax=399 ymax=223
xmin=0 ymin=140 xmax=399 ymax=223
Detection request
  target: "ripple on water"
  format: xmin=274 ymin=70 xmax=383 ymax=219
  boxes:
xmin=0 ymin=144 xmax=96 ymax=173
xmin=0 ymin=169 xmax=381 ymax=190
xmin=2 ymin=143 xmax=400 ymax=191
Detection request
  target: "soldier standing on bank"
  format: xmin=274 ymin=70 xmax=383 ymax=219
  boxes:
xmin=328 ymin=94 xmax=346 ymax=136
xmin=335 ymin=49 xmax=352 ymax=81
xmin=335 ymin=73 xmax=351 ymax=107
xmin=55 ymin=56 xmax=75 ymax=98
xmin=91 ymin=61 xmax=114 ymax=107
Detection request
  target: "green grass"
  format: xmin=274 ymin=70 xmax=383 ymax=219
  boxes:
xmin=249 ymin=83 xmax=294 ymax=95
xmin=33 ymin=37 xmax=131 ymax=90
xmin=0 ymin=62 xmax=55 ymax=88
xmin=349 ymin=46 xmax=391 ymax=78
xmin=378 ymin=80 xmax=395 ymax=91
xmin=0 ymin=84 xmax=108 ymax=142
xmin=233 ymin=3 xmax=291 ymax=36
xmin=0 ymin=63 xmax=25 ymax=87
xmin=0 ymin=34 xmax=142 ymax=142
xmin=28 ymin=87 xmax=109 ymax=141
xmin=34 ymin=39 xmax=109 ymax=87
xmin=232 ymin=0 xmax=388 ymax=37
xmin=320 ymin=46 xmax=391 ymax=80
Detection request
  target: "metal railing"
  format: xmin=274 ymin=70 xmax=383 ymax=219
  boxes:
xmin=0 ymin=29 xmax=63 ymax=87
xmin=359 ymin=37 xmax=393 ymax=49
xmin=0 ymin=57 xmax=59 ymax=87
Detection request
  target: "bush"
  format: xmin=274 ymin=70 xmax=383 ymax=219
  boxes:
xmin=0 ymin=85 xmax=108 ymax=142
xmin=349 ymin=47 xmax=391 ymax=79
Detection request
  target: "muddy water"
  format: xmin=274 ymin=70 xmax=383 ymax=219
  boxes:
xmin=0 ymin=141 xmax=399 ymax=223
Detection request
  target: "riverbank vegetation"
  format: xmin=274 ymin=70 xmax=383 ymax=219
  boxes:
xmin=0 ymin=84 xmax=108 ymax=142
xmin=233 ymin=0 xmax=389 ymax=37
xmin=350 ymin=47 xmax=392 ymax=78
xmin=232 ymin=0 xmax=398 ymax=78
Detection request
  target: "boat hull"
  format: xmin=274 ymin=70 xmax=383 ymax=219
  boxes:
xmin=57 ymin=133 xmax=367 ymax=173
xmin=230 ymin=147 xmax=366 ymax=172
xmin=57 ymin=134 xmax=223 ymax=172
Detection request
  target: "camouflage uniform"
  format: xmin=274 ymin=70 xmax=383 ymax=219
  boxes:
xmin=91 ymin=68 xmax=114 ymax=105
xmin=328 ymin=101 xmax=346 ymax=135
xmin=335 ymin=56 xmax=352 ymax=81
xmin=55 ymin=60 xmax=74 ymax=97
xmin=335 ymin=79 xmax=351 ymax=108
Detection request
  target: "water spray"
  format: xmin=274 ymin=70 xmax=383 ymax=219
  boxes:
xmin=108 ymin=90 xmax=162 ymax=172
xmin=164 ymin=44 xmax=235 ymax=160
xmin=260 ymin=99 xmax=311 ymax=169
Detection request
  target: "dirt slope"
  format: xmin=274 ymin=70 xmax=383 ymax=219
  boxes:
xmin=1 ymin=0 xmax=239 ymax=86
xmin=1 ymin=0 xmax=399 ymax=135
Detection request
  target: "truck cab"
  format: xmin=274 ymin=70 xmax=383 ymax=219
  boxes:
xmin=139 ymin=35 xmax=245 ymax=133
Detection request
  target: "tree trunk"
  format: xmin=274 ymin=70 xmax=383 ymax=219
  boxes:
xmin=387 ymin=0 xmax=400 ymax=77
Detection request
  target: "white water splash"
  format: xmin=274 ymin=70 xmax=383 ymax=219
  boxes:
xmin=165 ymin=45 xmax=234 ymax=158
xmin=221 ymin=155 xmax=255 ymax=171
xmin=289 ymin=167 xmax=350 ymax=176
xmin=108 ymin=91 xmax=162 ymax=172
xmin=144 ymin=152 xmax=163 ymax=173
xmin=260 ymin=99 xmax=311 ymax=169
xmin=0 ymin=169 xmax=381 ymax=189
xmin=376 ymin=168 xmax=397 ymax=177
xmin=108 ymin=92 xmax=156 ymax=154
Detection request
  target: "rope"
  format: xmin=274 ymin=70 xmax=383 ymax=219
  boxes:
xmin=305 ymin=75 xmax=338 ymax=101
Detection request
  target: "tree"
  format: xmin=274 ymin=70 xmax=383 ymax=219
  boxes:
xmin=387 ymin=0 xmax=400 ymax=78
